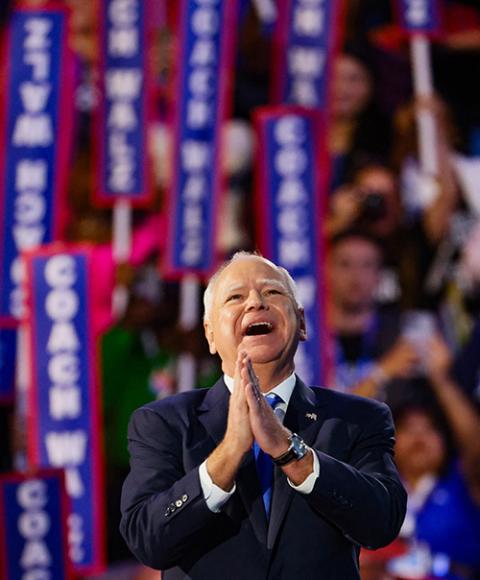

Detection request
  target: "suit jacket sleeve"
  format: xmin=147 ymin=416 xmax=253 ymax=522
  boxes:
xmin=120 ymin=404 xmax=218 ymax=570
xmin=307 ymin=399 xmax=407 ymax=549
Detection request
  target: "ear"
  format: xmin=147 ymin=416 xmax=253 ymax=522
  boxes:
xmin=203 ymin=320 xmax=217 ymax=354
xmin=298 ymin=308 xmax=307 ymax=342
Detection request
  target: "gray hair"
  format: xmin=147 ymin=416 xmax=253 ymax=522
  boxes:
xmin=203 ymin=251 xmax=302 ymax=323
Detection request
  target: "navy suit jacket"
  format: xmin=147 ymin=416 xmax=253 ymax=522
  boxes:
xmin=120 ymin=377 xmax=407 ymax=579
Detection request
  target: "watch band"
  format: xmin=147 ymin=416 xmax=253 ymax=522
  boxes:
xmin=272 ymin=433 xmax=308 ymax=466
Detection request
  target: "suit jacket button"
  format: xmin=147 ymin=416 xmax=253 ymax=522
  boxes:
xmin=175 ymin=499 xmax=183 ymax=508
xmin=182 ymin=494 xmax=188 ymax=502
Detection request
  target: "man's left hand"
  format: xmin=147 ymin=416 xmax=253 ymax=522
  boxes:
xmin=243 ymin=358 xmax=315 ymax=485
xmin=242 ymin=357 xmax=291 ymax=458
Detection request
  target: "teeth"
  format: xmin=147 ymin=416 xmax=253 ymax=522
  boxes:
xmin=246 ymin=322 xmax=273 ymax=336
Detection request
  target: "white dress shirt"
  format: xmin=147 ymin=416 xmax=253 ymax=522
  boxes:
xmin=199 ymin=373 xmax=320 ymax=512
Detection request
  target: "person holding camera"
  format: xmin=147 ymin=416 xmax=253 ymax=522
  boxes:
xmin=327 ymin=229 xmax=423 ymax=403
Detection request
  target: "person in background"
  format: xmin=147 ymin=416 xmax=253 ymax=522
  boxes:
xmin=391 ymin=95 xmax=480 ymax=327
xmin=327 ymin=229 xmax=419 ymax=401
xmin=361 ymin=334 xmax=480 ymax=580
xmin=326 ymin=162 xmax=406 ymax=305
xmin=328 ymin=48 xmax=392 ymax=191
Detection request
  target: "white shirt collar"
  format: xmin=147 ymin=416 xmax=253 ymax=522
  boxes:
xmin=223 ymin=372 xmax=296 ymax=406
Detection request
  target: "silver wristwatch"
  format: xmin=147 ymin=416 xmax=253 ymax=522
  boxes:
xmin=272 ymin=433 xmax=308 ymax=466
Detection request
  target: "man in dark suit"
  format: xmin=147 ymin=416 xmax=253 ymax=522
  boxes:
xmin=120 ymin=252 xmax=407 ymax=579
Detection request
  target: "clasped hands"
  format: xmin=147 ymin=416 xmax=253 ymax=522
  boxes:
xmin=207 ymin=350 xmax=314 ymax=492
xmin=224 ymin=350 xmax=291 ymax=459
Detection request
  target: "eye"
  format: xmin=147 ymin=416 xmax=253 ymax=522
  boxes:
xmin=226 ymin=293 xmax=242 ymax=303
xmin=264 ymin=288 xmax=282 ymax=296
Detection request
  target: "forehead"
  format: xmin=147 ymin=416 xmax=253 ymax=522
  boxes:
xmin=331 ymin=238 xmax=380 ymax=261
xmin=356 ymin=168 xmax=396 ymax=192
xmin=214 ymin=257 xmax=286 ymax=294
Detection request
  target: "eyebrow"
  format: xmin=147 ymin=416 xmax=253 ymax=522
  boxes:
xmin=223 ymin=279 xmax=286 ymax=294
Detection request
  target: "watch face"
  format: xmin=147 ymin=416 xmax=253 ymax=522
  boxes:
xmin=291 ymin=434 xmax=307 ymax=457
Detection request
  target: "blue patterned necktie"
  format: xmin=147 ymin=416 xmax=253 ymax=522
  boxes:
xmin=253 ymin=393 xmax=283 ymax=517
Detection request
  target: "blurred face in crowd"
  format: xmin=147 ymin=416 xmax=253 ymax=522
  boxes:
xmin=328 ymin=236 xmax=381 ymax=315
xmin=395 ymin=411 xmax=446 ymax=484
xmin=354 ymin=165 xmax=401 ymax=238
xmin=204 ymin=256 xmax=306 ymax=378
xmin=331 ymin=54 xmax=372 ymax=120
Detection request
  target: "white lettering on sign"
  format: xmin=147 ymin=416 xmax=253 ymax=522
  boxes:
xmin=41 ymin=252 xmax=89 ymax=575
xmin=8 ymin=16 xmax=55 ymax=318
xmin=68 ymin=513 xmax=85 ymax=564
xmin=109 ymin=29 xmax=139 ymax=57
xmin=22 ymin=570 xmax=51 ymax=580
xmin=46 ymin=432 xmax=87 ymax=498
xmin=16 ymin=479 xmax=52 ymax=578
xmin=272 ymin=115 xmax=312 ymax=267
xmin=293 ymin=7 xmax=325 ymax=36
xmin=43 ymin=254 xmax=84 ymax=429
xmin=176 ymin=0 xmax=226 ymax=267
xmin=105 ymin=0 xmax=143 ymax=193
xmin=404 ymin=0 xmax=429 ymax=26
xmin=286 ymin=0 xmax=331 ymax=107
xmin=269 ymin=114 xmax=321 ymax=382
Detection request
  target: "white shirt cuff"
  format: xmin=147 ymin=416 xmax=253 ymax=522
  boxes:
xmin=199 ymin=459 xmax=236 ymax=512
xmin=287 ymin=449 xmax=319 ymax=494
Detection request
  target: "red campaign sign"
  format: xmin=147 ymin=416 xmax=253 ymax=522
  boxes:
xmin=93 ymin=0 xmax=154 ymax=207
xmin=24 ymin=244 xmax=106 ymax=575
xmin=0 ymin=469 xmax=72 ymax=580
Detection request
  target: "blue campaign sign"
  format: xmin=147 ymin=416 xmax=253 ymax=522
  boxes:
xmin=396 ymin=0 xmax=441 ymax=34
xmin=0 ymin=470 xmax=71 ymax=580
xmin=26 ymin=248 xmax=105 ymax=575
xmin=166 ymin=0 xmax=237 ymax=275
xmin=0 ymin=8 xmax=72 ymax=322
xmin=96 ymin=0 xmax=152 ymax=205
xmin=0 ymin=327 xmax=17 ymax=403
xmin=272 ymin=0 xmax=341 ymax=109
xmin=255 ymin=107 xmax=327 ymax=385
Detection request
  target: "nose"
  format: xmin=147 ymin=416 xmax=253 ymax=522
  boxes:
xmin=246 ymin=289 xmax=267 ymax=311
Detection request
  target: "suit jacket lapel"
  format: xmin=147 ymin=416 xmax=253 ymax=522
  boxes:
xmin=197 ymin=378 xmax=268 ymax=546
xmin=197 ymin=378 xmax=230 ymax=447
xmin=267 ymin=377 xmax=327 ymax=550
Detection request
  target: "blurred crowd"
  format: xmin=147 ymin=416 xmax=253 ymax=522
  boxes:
xmin=2 ymin=1 xmax=480 ymax=579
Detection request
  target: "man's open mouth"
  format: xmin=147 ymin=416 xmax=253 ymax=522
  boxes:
xmin=244 ymin=322 xmax=273 ymax=336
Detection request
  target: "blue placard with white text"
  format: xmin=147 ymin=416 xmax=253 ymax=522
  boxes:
xmin=95 ymin=0 xmax=152 ymax=205
xmin=272 ymin=0 xmax=342 ymax=109
xmin=396 ymin=0 xmax=441 ymax=34
xmin=166 ymin=0 xmax=237 ymax=275
xmin=26 ymin=248 xmax=105 ymax=575
xmin=0 ymin=8 xmax=73 ymax=322
xmin=255 ymin=107 xmax=328 ymax=386
xmin=0 ymin=470 xmax=71 ymax=580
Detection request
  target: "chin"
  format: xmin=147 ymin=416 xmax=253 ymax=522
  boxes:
xmin=249 ymin=346 xmax=294 ymax=368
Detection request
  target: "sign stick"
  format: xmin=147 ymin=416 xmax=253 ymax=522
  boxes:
xmin=112 ymin=199 xmax=132 ymax=318
xmin=410 ymin=34 xmax=439 ymax=176
xmin=176 ymin=275 xmax=199 ymax=393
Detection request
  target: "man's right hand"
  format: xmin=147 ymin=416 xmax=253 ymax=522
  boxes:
xmin=206 ymin=349 xmax=253 ymax=491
